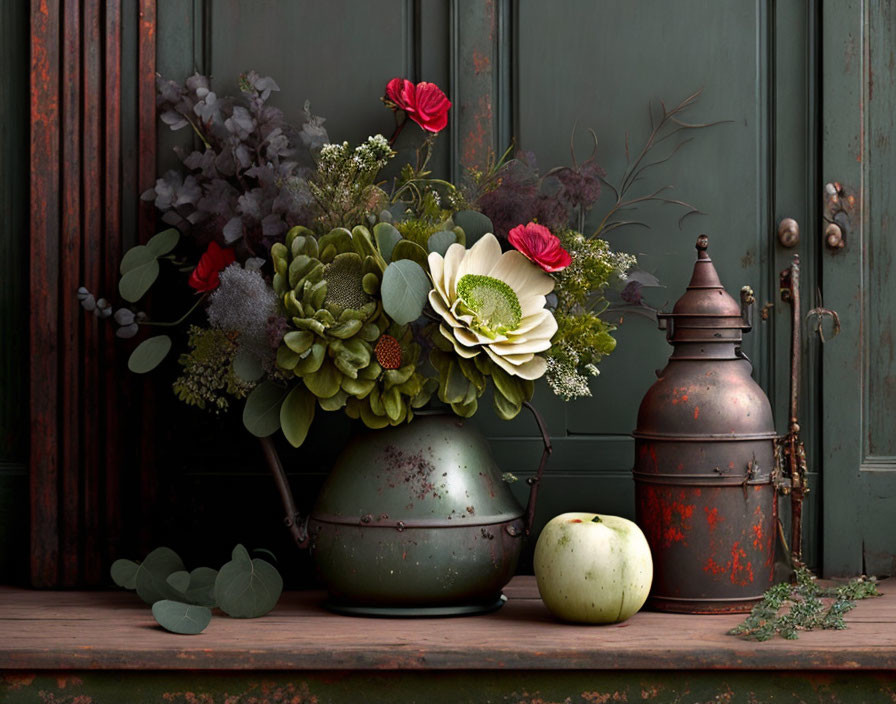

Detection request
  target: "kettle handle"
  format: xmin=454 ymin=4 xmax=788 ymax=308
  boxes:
xmin=522 ymin=401 xmax=554 ymax=537
xmin=259 ymin=436 xmax=310 ymax=550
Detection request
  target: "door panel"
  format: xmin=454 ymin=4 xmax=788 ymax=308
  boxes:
xmin=822 ymin=0 xmax=896 ymax=576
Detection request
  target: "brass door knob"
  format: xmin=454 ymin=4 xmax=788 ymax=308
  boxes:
xmin=825 ymin=222 xmax=845 ymax=249
xmin=777 ymin=218 xmax=800 ymax=247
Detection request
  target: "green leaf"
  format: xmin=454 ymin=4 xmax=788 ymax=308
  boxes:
xmin=146 ymin=228 xmax=180 ymax=257
xmin=166 ymin=570 xmax=190 ymax=594
xmin=493 ymin=387 xmax=523 ymax=420
xmin=231 ymin=544 xmax=252 ymax=565
xmin=232 ymin=347 xmax=264 ymax=382
xmin=381 ymin=259 xmax=431 ymax=325
xmin=119 ymin=244 xmax=156 ymax=275
xmin=171 ymin=567 xmax=219 ymax=607
xmin=490 ymin=365 xmax=524 ymax=406
xmin=427 ymin=230 xmax=457 ymax=256
xmin=127 ymin=335 xmax=172 ymax=374
xmin=242 ymin=381 xmax=289 ymax=437
xmin=151 ymin=600 xmax=212 ymax=635
xmin=280 ymin=385 xmax=316 ymax=448
xmin=373 ymin=222 xmax=403 ymax=263
xmin=118 ymin=256 xmax=160 ymax=302
xmin=110 ymin=559 xmax=139 ymax=590
xmin=135 ymin=547 xmax=186 ymax=606
xmin=283 ymin=330 xmax=314 ymax=355
xmin=454 ymin=210 xmax=494 ymax=246
xmin=303 ymin=359 xmax=342 ymax=399
xmin=391 ymin=239 xmax=429 ymax=269
xmin=252 ymin=549 xmax=278 ymax=565
xmin=214 ymin=551 xmax=283 ymax=619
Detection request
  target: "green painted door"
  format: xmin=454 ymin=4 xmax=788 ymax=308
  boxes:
xmin=820 ymin=0 xmax=896 ymax=577
xmin=152 ymin=1 xmax=822 ymax=569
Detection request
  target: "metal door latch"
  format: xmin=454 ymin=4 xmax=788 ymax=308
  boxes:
xmin=823 ymin=182 xmax=856 ymax=250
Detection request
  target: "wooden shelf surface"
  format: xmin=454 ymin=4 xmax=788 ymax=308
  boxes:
xmin=1 ymin=577 xmax=894 ymax=671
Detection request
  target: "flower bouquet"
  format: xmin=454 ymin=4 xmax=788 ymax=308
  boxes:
xmin=81 ymin=72 xmax=639 ymax=449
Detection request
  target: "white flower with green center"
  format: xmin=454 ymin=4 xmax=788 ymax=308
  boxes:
xmin=428 ymin=233 xmax=558 ymax=380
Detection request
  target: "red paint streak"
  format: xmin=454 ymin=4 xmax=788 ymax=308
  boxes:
xmin=704 ymin=556 xmax=727 ymax=575
xmin=729 ymin=541 xmax=754 ymax=585
xmin=639 ymin=443 xmax=659 ymax=470
xmin=752 ymin=522 xmax=764 ymax=550
xmin=641 ymin=486 xmax=695 ymax=548
xmin=570 ymin=519 xmax=582 ymax=523
xmin=703 ymin=542 xmax=754 ymax=585
xmin=693 ymin=406 xmax=700 ymax=420
xmin=705 ymin=506 xmax=721 ymax=531
xmin=472 ymin=49 xmax=490 ymax=74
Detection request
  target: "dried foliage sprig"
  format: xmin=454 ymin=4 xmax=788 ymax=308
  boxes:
xmin=729 ymin=566 xmax=880 ymax=641
xmin=594 ymin=88 xmax=728 ymax=237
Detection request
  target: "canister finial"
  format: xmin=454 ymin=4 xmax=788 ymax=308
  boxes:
xmin=696 ymin=234 xmax=709 ymax=251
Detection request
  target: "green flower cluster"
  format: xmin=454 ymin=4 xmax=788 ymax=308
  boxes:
xmin=173 ymin=326 xmax=255 ymax=413
xmin=546 ymin=230 xmax=636 ymax=401
xmin=270 ymin=225 xmax=434 ymax=445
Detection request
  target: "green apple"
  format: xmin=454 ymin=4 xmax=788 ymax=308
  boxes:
xmin=534 ymin=512 xmax=653 ymax=624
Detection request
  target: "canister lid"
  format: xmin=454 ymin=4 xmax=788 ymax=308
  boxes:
xmin=670 ymin=235 xmax=743 ymax=318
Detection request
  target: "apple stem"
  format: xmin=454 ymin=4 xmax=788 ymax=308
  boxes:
xmin=591 ymin=516 xmax=602 ymax=523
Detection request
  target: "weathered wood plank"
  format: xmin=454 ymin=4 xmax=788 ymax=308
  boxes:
xmin=81 ymin=0 xmax=103 ymax=587
xmin=0 ymin=577 xmax=893 ymax=671
xmin=60 ymin=0 xmax=83 ymax=588
xmin=29 ymin=0 xmax=62 ymax=589
xmin=103 ymin=0 xmax=124 ymax=570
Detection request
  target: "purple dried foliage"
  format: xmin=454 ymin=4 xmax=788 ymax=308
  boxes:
xmin=143 ymin=71 xmax=325 ymax=254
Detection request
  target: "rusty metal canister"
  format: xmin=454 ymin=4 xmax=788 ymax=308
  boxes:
xmin=633 ymin=236 xmax=777 ymax=613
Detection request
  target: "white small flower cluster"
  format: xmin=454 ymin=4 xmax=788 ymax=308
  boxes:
xmin=318 ymin=135 xmax=393 ymax=180
xmin=545 ymin=350 xmax=593 ymax=402
xmin=207 ymin=263 xmax=278 ymax=364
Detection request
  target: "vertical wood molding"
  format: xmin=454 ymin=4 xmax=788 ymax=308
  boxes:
xmin=29 ymin=0 xmax=157 ymax=586
xmin=29 ymin=0 xmax=62 ymax=588
xmin=450 ymin=0 xmax=503 ymax=182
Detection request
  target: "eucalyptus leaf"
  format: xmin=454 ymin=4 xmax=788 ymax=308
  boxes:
xmin=119 ymin=244 xmax=156 ymax=275
xmin=391 ymin=239 xmax=429 ymax=269
xmin=454 ymin=210 xmax=494 ymax=246
xmin=252 ymin=549 xmax=278 ymax=565
xmin=232 ymin=347 xmax=264 ymax=383
xmin=119 ymin=256 xmax=160 ymax=302
xmin=110 ymin=559 xmax=139 ymax=590
xmin=166 ymin=570 xmax=191 ymax=594
xmin=427 ymin=230 xmax=457 ymax=256
xmin=242 ymin=381 xmax=289 ymax=437
xmin=231 ymin=544 xmax=252 ymax=565
xmin=127 ymin=335 xmax=172 ymax=374
xmin=373 ymin=222 xmax=402 ymax=263
xmin=146 ymin=228 xmax=180 ymax=257
xmin=134 ymin=547 xmax=186 ymax=606
xmin=214 ymin=551 xmax=283 ymax=619
xmin=381 ymin=259 xmax=430 ymax=325
xmin=280 ymin=385 xmax=316 ymax=448
xmin=151 ymin=600 xmax=212 ymax=635
xmin=167 ymin=567 xmax=218 ymax=607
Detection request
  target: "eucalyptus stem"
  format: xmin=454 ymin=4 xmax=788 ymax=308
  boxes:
xmin=139 ymin=292 xmax=209 ymax=328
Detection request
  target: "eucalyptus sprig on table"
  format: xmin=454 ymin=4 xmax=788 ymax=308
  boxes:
xmin=111 ymin=544 xmax=283 ymax=635
xmin=728 ymin=565 xmax=880 ymax=641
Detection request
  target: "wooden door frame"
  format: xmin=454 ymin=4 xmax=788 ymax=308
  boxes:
xmin=28 ymin=0 xmax=158 ymax=586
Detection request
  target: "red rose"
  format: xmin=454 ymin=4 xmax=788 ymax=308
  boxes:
xmin=508 ymin=223 xmax=572 ymax=273
xmin=384 ymin=77 xmax=451 ymax=133
xmin=188 ymin=241 xmax=236 ymax=291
